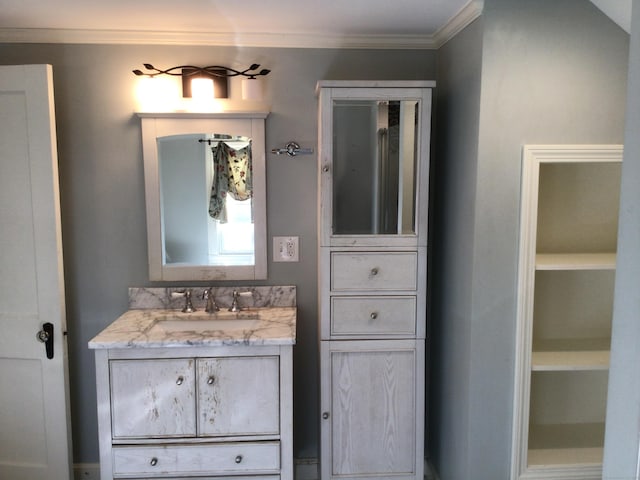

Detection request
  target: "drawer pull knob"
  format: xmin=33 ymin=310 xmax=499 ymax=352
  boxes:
xmin=235 ymin=455 xmax=243 ymax=464
xmin=322 ymin=411 xmax=330 ymax=420
xmin=370 ymin=312 xmax=378 ymax=320
xmin=176 ymin=376 xmax=184 ymax=386
xmin=150 ymin=457 xmax=158 ymax=467
xmin=207 ymin=376 xmax=215 ymax=385
xmin=370 ymin=267 xmax=379 ymax=276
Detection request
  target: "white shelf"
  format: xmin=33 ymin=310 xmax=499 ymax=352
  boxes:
xmin=528 ymin=447 xmax=602 ymax=468
xmin=535 ymin=253 xmax=616 ymax=270
xmin=531 ymin=350 xmax=609 ymax=371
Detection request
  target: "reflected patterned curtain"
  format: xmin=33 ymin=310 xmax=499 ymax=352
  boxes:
xmin=208 ymin=141 xmax=253 ymax=221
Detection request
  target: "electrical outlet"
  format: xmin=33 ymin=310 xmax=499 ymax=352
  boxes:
xmin=273 ymin=236 xmax=299 ymax=262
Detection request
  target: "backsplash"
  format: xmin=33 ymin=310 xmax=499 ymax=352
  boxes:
xmin=129 ymin=286 xmax=296 ymax=310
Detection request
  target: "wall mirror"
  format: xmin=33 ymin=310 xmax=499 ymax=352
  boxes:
xmin=138 ymin=112 xmax=268 ymax=281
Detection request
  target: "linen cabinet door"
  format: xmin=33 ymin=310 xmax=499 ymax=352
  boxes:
xmin=320 ymin=340 xmax=424 ymax=480
xmin=197 ymin=356 xmax=280 ymax=436
xmin=110 ymin=359 xmax=196 ymax=438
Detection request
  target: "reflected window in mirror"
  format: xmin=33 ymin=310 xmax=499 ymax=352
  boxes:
xmin=209 ymin=195 xmax=255 ymax=265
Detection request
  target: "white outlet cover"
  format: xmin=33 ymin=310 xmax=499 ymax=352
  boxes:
xmin=273 ymin=236 xmax=299 ymax=262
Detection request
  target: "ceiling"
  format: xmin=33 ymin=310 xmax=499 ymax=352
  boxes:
xmin=0 ymin=0 xmax=480 ymax=49
xmin=0 ymin=0 xmax=630 ymax=49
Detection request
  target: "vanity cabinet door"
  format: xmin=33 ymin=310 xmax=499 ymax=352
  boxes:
xmin=197 ymin=356 xmax=280 ymax=436
xmin=320 ymin=340 xmax=424 ymax=480
xmin=110 ymin=359 xmax=196 ymax=439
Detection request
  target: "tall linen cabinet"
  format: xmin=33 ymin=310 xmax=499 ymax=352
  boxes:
xmin=316 ymin=81 xmax=434 ymax=480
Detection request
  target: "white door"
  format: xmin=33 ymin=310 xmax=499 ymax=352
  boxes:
xmin=0 ymin=65 xmax=72 ymax=479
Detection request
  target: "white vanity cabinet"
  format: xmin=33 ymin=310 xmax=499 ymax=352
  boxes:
xmin=511 ymin=146 xmax=622 ymax=480
xmin=316 ymin=81 xmax=433 ymax=480
xmin=93 ymin=345 xmax=292 ymax=480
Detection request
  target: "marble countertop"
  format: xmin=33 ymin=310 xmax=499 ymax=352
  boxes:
xmin=88 ymin=306 xmax=296 ymax=349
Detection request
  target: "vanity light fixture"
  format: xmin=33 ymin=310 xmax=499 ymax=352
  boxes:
xmin=132 ymin=63 xmax=271 ymax=99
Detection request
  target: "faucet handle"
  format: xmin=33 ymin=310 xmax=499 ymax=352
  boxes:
xmin=228 ymin=290 xmax=253 ymax=312
xmin=171 ymin=289 xmax=196 ymax=313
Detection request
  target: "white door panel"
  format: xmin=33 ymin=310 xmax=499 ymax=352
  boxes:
xmin=0 ymin=64 xmax=72 ymax=479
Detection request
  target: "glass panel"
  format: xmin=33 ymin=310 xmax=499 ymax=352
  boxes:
xmin=332 ymin=99 xmax=419 ymax=235
xmin=158 ymin=133 xmax=255 ymax=267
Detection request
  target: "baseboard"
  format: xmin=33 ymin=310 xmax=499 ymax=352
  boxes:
xmin=425 ymin=458 xmax=440 ymax=480
xmin=73 ymin=463 xmax=100 ymax=480
xmin=295 ymin=457 xmax=319 ymax=479
xmin=74 ymin=458 xmax=435 ymax=480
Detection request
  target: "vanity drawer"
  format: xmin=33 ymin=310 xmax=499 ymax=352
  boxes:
xmin=112 ymin=442 xmax=280 ymax=477
xmin=331 ymin=252 xmax=418 ymax=291
xmin=331 ymin=296 xmax=416 ymax=336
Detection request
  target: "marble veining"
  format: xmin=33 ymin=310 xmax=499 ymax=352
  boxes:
xmin=88 ymin=286 xmax=296 ymax=349
xmin=129 ymin=285 xmax=296 ymax=310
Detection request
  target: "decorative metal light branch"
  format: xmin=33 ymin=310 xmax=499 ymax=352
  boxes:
xmin=132 ymin=63 xmax=271 ymax=79
xmin=132 ymin=63 xmax=271 ymax=99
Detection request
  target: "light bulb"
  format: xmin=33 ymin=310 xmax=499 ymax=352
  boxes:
xmin=191 ymin=77 xmax=215 ymax=101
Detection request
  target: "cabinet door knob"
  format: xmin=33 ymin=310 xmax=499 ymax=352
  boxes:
xmin=235 ymin=455 xmax=243 ymax=464
xmin=322 ymin=165 xmax=329 ymax=173
xmin=370 ymin=312 xmax=378 ymax=320
xmin=322 ymin=411 xmax=330 ymax=420
xmin=370 ymin=267 xmax=379 ymax=276
xmin=207 ymin=376 xmax=215 ymax=385
xmin=176 ymin=376 xmax=184 ymax=386
xmin=150 ymin=457 xmax=158 ymax=466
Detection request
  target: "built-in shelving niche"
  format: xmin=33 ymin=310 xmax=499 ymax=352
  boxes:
xmin=512 ymin=145 xmax=622 ymax=480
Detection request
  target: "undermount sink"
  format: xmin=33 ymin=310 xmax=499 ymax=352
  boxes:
xmin=148 ymin=310 xmax=261 ymax=333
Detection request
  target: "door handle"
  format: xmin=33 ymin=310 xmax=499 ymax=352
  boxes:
xmin=37 ymin=322 xmax=54 ymax=359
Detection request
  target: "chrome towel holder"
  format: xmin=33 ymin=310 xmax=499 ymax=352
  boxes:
xmin=271 ymin=141 xmax=314 ymax=157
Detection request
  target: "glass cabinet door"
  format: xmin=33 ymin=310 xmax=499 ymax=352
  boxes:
xmin=318 ymin=83 xmax=432 ymax=248
xmin=332 ymin=99 xmax=419 ymax=236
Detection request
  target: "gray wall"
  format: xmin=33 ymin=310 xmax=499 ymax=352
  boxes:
xmin=603 ymin=0 xmax=640 ymax=476
xmin=431 ymin=15 xmax=484 ymax=480
xmin=0 ymin=44 xmax=436 ymax=463
xmin=431 ymin=1 xmax=628 ymax=478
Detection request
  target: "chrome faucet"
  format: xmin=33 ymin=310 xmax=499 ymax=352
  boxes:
xmin=229 ymin=291 xmax=242 ymax=312
xmin=203 ymin=287 xmax=220 ymax=313
xmin=171 ymin=289 xmax=196 ymax=313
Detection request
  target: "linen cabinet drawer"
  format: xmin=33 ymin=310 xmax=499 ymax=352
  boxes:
xmin=331 ymin=252 xmax=418 ymax=291
xmin=112 ymin=442 xmax=280 ymax=477
xmin=331 ymin=296 xmax=416 ymax=336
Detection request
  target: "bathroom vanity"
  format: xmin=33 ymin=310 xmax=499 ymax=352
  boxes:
xmin=89 ymin=287 xmax=296 ymax=480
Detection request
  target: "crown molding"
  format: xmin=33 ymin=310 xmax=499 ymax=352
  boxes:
xmin=0 ymin=1 xmax=483 ymax=49
xmin=0 ymin=28 xmax=440 ymax=49
xmin=433 ymin=0 xmax=484 ymax=48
